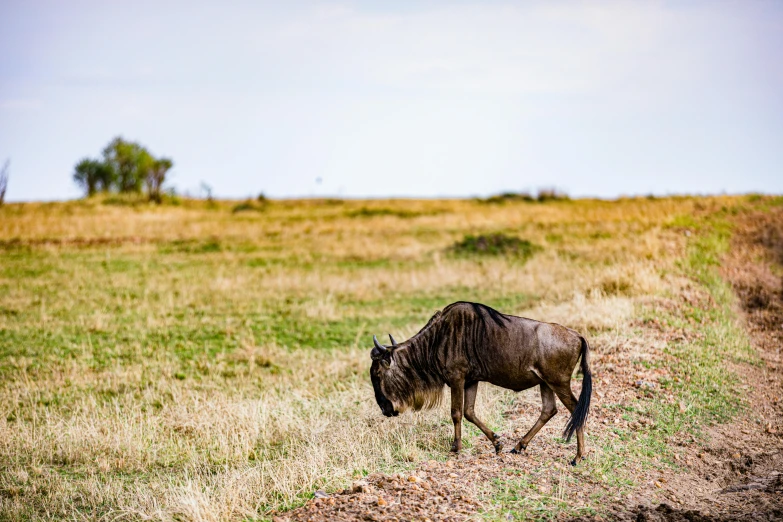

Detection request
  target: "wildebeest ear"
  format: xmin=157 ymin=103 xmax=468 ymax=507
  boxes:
xmin=388 ymin=334 xmax=398 ymax=347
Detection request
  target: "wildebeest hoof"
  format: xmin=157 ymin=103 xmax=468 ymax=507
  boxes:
xmin=494 ymin=442 xmax=503 ymax=454
xmin=570 ymin=458 xmax=578 ymax=466
xmin=509 ymin=443 xmax=527 ymax=455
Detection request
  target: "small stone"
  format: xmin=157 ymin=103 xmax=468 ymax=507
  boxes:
xmin=377 ymin=497 xmax=387 ymax=506
xmin=449 ymin=473 xmax=458 ymax=478
xmin=351 ymin=480 xmax=369 ymax=493
xmin=732 ymin=453 xmax=741 ymax=459
xmin=408 ymin=475 xmax=420 ymax=483
xmin=313 ymin=490 xmax=329 ymax=499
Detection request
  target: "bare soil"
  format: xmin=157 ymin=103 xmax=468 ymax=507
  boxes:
xmin=275 ymin=209 xmax=783 ymax=522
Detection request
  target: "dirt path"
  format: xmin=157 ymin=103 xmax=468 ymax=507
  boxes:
xmin=618 ymin=209 xmax=783 ymax=520
xmin=275 ymin=210 xmax=783 ymax=522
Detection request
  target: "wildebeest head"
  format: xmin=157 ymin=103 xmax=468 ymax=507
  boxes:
xmin=370 ymin=334 xmax=399 ymax=417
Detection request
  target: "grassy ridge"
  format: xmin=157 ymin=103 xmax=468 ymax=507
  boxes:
xmin=0 ymin=195 xmax=766 ymax=520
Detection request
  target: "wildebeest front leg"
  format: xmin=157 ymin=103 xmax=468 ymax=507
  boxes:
xmin=511 ymin=384 xmax=557 ymax=454
xmin=463 ymin=381 xmax=502 ymax=453
xmin=450 ymin=381 xmax=464 ymax=453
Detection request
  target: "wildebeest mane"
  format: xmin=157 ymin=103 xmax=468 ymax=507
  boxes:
xmin=382 ymin=302 xmax=510 ymax=412
xmin=460 ymin=301 xmax=510 ymax=329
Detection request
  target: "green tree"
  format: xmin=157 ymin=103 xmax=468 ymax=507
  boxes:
xmin=73 ymin=158 xmax=113 ymax=197
xmin=102 ymin=137 xmax=152 ymax=193
xmin=145 ymin=157 xmax=173 ymax=203
xmin=73 ymin=137 xmax=175 ymax=199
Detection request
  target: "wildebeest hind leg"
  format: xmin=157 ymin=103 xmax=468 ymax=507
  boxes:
xmin=550 ymin=384 xmax=585 ymax=466
xmin=463 ymin=381 xmax=502 ymax=453
xmin=511 ymin=384 xmax=557 ymax=453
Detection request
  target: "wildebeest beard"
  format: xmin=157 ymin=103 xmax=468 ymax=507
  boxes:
xmin=381 ymin=356 xmax=444 ymax=413
xmin=372 ymin=310 xmax=447 ymax=414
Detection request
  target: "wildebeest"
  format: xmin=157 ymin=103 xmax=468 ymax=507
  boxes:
xmin=370 ymin=301 xmax=592 ymax=465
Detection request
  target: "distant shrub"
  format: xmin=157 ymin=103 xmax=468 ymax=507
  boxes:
xmin=479 ymin=189 xmax=569 ymax=204
xmin=346 ymin=207 xmax=425 ymax=219
xmin=233 ymin=199 xmax=266 ymax=213
xmin=479 ymin=192 xmax=535 ymax=204
xmin=449 ymin=233 xmax=540 ymax=260
xmin=257 ymin=192 xmax=268 ymax=203
xmin=160 ymin=188 xmax=181 ymax=206
xmin=535 ymin=188 xmax=570 ymax=202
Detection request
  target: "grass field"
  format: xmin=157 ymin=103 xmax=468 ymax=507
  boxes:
xmin=0 ymin=194 xmax=776 ymax=520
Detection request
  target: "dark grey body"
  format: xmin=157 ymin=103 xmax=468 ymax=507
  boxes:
xmin=443 ymin=316 xmax=582 ymax=390
xmin=371 ymin=302 xmax=592 ymax=465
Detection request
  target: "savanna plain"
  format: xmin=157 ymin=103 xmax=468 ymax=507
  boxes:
xmin=1 ymin=195 xmax=782 ymax=521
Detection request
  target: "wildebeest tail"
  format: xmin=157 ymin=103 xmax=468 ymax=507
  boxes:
xmin=563 ymin=336 xmax=592 ymax=442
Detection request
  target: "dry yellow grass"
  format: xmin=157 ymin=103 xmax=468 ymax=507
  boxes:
xmin=0 ymin=194 xmax=755 ymax=520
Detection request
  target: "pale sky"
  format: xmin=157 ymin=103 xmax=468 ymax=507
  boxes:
xmin=1 ymin=1 xmax=781 ymax=201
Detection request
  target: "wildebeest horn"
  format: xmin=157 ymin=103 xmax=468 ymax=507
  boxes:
xmin=389 ymin=334 xmax=398 ymax=346
xmin=373 ymin=335 xmax=387 ymax=352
